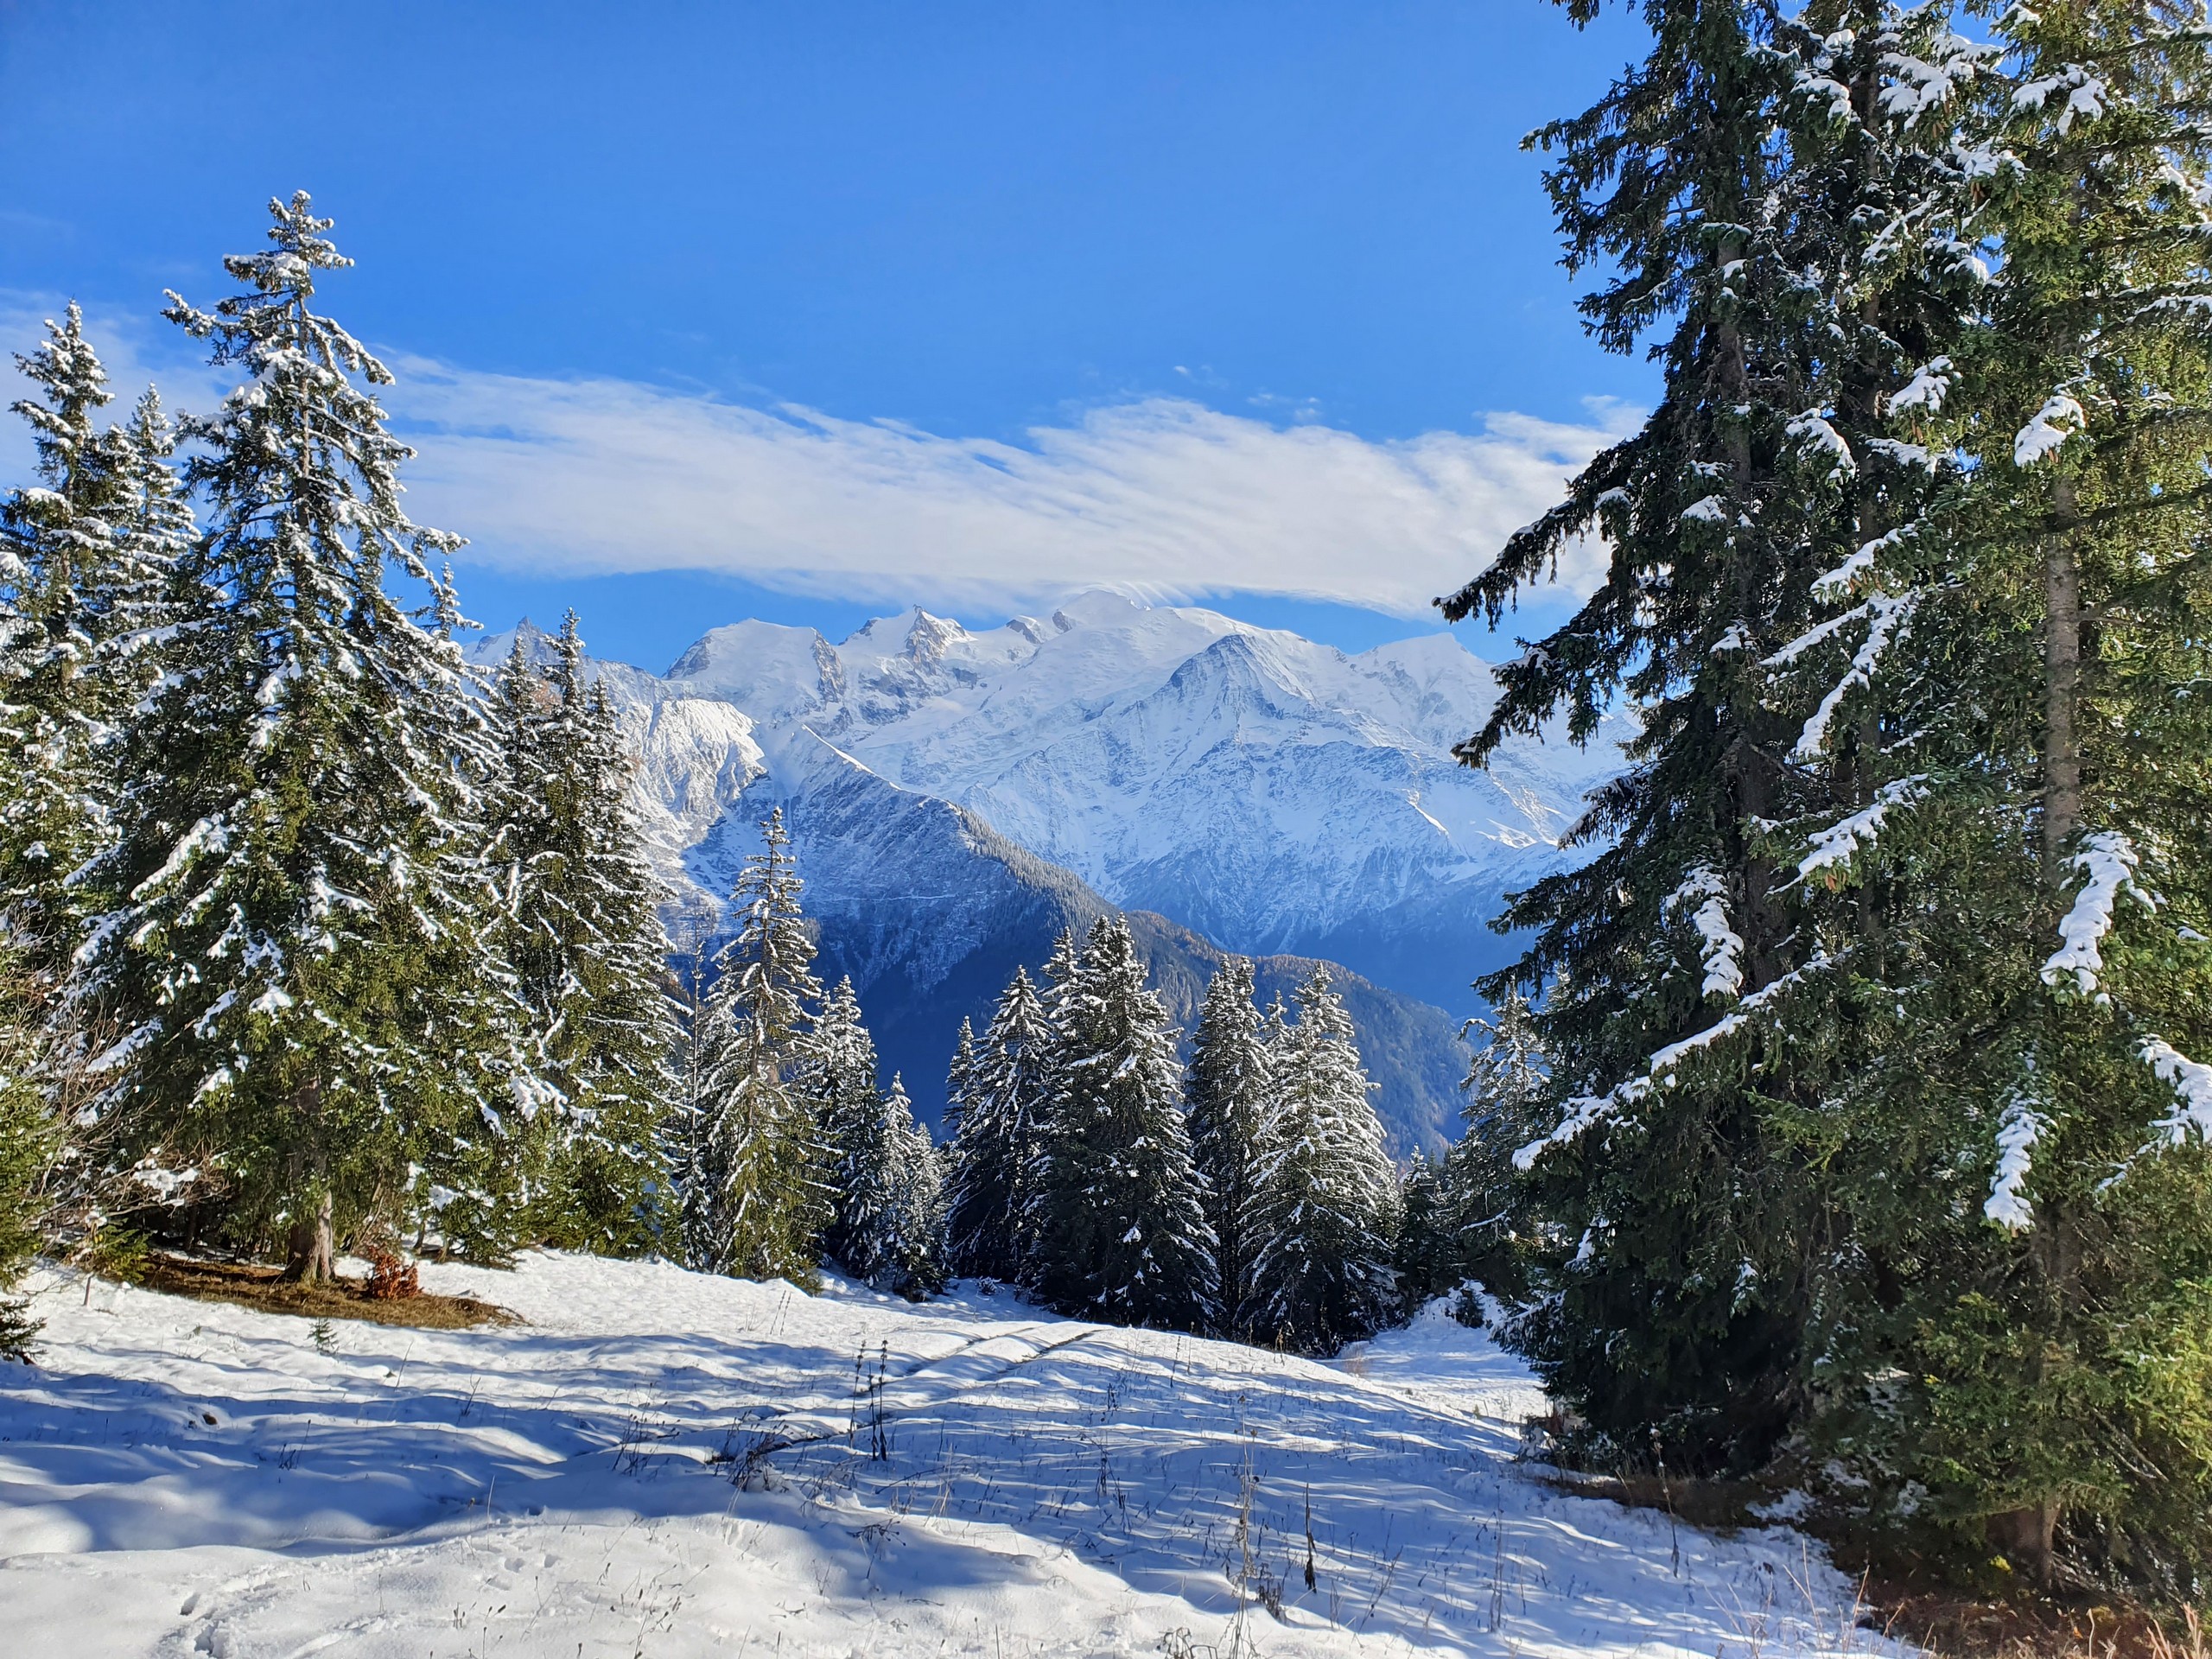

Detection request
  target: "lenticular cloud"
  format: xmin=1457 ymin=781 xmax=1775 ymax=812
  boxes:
xmin=390 ymin=359 xmax=1631 ymax=614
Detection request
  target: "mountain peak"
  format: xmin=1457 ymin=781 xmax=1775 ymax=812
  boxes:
xmin=667 ymin=619 xmax=844 ymax=718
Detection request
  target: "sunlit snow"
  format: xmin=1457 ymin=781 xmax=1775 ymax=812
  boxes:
xmin=0 ymin=1255 xmax=1892 ymax=1657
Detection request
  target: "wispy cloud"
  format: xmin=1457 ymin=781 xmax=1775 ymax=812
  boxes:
xmin=397 ymin=365 xmax=1631 ymax=616
xmin=1 ymin=289 xmax=1630 ymax=618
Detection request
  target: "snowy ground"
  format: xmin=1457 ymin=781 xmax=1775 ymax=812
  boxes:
xmin=0 ymin=1254 xmax=1891 ymax=1658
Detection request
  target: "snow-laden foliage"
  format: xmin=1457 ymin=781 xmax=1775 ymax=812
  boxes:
xmin=1663 ymin=869 xmax=1745 ymax=1000
xmin=1983 ymin=1078 xmax=2046 ymax=1233
xmin=0 ymin=309 xmax=189 ymax=975
xmin=74 ymin=195 xmax=546 ymax=1281
xmin=2038 ymin=830 xmax=2146 ymax=995
xmin=485 ymin=614 xmax=678 ymax=1254
xmin=1027 ymin=917 xmax=1216 ymax=1331
xmin=810 ymin=978 xmax=944 ymax=1296
xmin=1248 ymin=968 xmax=1399 ymax=1353
xmin=1185 ymin=955 xmax=1273 ymax=1338
xmin=1449 ymin=0 xmax=2212 ymax=1586
xmin=680 ymin=807 xmax=827 ymax=1281
xmin=944 ymin=967 xmax=1056 ymax=1283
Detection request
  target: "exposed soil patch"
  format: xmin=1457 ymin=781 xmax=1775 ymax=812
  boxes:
xmin=132 ymin=1252 xmax=515 ymax=1330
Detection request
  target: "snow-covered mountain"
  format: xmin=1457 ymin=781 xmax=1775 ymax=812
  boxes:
xmin=474 ymin=595 xmax=1623 ymax=1153
xmin=660 ymin=590 xmax=1626 ymax=1013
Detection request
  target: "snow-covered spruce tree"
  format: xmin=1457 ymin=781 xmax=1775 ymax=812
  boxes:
xmin=486 ymin=614 xmax=677 ymax=1255
xmin=1185 ymin=956 xmax=1273 ymax=1338
xmin=944 ymin=965 xmax=1055 ymax=1281
xmin=809 ymin=974 xmax=893 ymax=1273
xmin=879 ymin=1074 xmax=948 ymax=1298
xmin=798 ymin=979 xmax=944 ymax=1296
xmin=1751 ymin=3 xmax=2212 ymax=1586
xmin=1440 ymin=984 xmax=1554 ymax=1304
xmin=1012 ymin=927 xmax=1084 ymax=1281
xmin=77 ymin=195 xmax=545 ymax=1280
xmin=944 ymin=1015 xmax=977 ymax=1123
xmin=1391 ymin=1153 xmax=1459 ymax=1311
xmin=681 ymin=807 xmax=829 ymax=1281
xmin=1027 ymin=917 xmax=1215 ymax=1329
xmin=1441 ymin=0 xmax=1976 ymax=1471
xmin=0 ymin=310 xmax=188 ymax=975
xmin=1247 ymin=967 xmax=1399 ymax=1352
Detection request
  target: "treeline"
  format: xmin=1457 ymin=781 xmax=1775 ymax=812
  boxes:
xmin=1443 ymin=0 xmax=2212 ymax=1599
xmin=944 ymin=938 xmax=1400 ymax=1347
xmin=0 ymin=194 xmax=1414 ymax=1362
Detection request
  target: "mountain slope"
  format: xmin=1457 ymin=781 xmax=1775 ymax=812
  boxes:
xmin=714 ymin=728 xmax=1470 ymax=1154
xmin=476 ymin=624 xmax=1471 ymax=1153
xmin=661 ymin=591 xmax=1627 ymax=1012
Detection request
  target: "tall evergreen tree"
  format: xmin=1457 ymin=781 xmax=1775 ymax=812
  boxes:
xmin=681 ymin=807 xmax=827 ymax=1281
xmin=0 ymin=943 xmax=60 ymax=1362
xmin=76 ymin=194 xmax=543 ymax=1280
xmin=1391 ymin=1153 xmax=1460 ymax=1312
xmin=876 ymin=1074 xmax=949 ymax=1299
xmin=1441 ymin=0 xmax=1974 ymax=1471
xmin=1185 ymin=956 xmax=1272 ymax=1338
xmin=1029 ymin=917 xmax=1216 ymax=1329
xmin=944 ymin=1015 xmax=977 ymax=1128
xmin=0 ymin=311 xmax=188 ymax=971
xmin=486 ymin=614 xmax=677 ymax=1255
xmin=1441 ymin=985 xmax=1552 ymax=1303
xmin=1748 ymin=1 xmax=2212 ymax=1584
xmin=944 ymin=966 xmax=1054 ymax=1281
xmin=1248 ymin=967 xmax=1399 ymax=1352
xmin=809 ymin=974 xmax=892 ymax=1273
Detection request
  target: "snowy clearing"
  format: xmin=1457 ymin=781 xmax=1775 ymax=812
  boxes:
xmin=0 ymin=1254 xmax=1893 ymax=1659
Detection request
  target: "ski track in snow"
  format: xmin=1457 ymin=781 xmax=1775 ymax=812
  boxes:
xmin=0 ymin=1254 xmax=1893 ymax=1658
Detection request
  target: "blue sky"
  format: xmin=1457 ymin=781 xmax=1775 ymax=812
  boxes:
xmin=1 ymin=0 xmax=1651 ymax=672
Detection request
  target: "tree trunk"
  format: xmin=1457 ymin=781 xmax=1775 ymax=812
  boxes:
xmin=279 ymin=1079 xmax=333 ymax=1284
xmin=2043 ymin=474 xmax=2083 ymax=878
xmin=283 ymin=1188 xmax=335 ymax=1285
xmin=1987 ymin=1497 xmax=2060 ymax=1586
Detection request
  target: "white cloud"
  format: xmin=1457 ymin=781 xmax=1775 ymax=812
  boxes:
xmin=395 ymin=365 xmax=1631 ymax=615
xmin=1 ymin=289 xmax=1631 ymax=618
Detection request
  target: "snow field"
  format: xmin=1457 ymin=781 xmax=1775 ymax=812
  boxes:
xmin=0 ymin=1254 xmax=1896 ymax=1658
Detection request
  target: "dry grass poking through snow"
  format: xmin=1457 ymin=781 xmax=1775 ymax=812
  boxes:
xmin=1855 ymin=1586 xmax=2209 ymax=1659
xmin=0 ymin=1253 xmax=1915 ymax=1658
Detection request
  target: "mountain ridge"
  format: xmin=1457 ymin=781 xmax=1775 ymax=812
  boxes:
xmin=473 ymin=594 xmax=1623 ymax=1152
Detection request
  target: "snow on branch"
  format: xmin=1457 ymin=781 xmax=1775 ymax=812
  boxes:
xmin=1812 ymin=525 xmax=1916 ymax=601
xmin=1665 ymin=868 xmax=1745 ymax=999
xmin=2140 ymin=1036 xmax=2212 ymax=1146
xmin=1785 ymin=411 xmax=1855 ymax=480
xmin=2012 ymin=65 xmax=2108 ymax=132
xmin=1790 ymin=592 xmax=1915 ymax=760
xmin=2041 ymin=831 xmax=2150 ymax=995
xmin=1984 ymin=1084 xmax=2044 ymax=1232
xmin=1880 ymin=36 xmax=1998 ymax=122
xmin=1889 ymin=357 xmax=1954 ymax=414
xmin=2014 ymin=392 xmax=2085 ymax=467
xmin=1514 ymin=955 xmax=1832 ymax=1170
xmin=1796 ymin=776 xmax=1931 ymax=886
